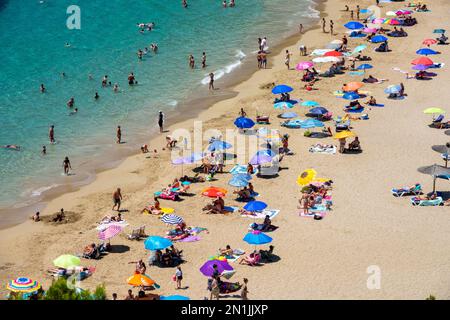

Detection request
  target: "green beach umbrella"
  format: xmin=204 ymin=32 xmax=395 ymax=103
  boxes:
xmin=53 ymin=254 xmax=81 ymax=268
xmin=423 ymin=107 xmax=445 ymax=114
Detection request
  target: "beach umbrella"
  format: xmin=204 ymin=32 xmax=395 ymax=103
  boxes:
xmin=432 ymin=143 xmax=450 ymax=167
xmin=271 ymin=85 xmax=293 ymax=94
xmin=53 ymin=255 xmax=81 ymax=269
xmin=255 ymin=149 xmax=276 ymax=158
xmin=353 ymin=44 xmax=367 ymax=53
xmin=396 ymin=10 xmax=412 ymax=15
xmin=273 ymin=102 xmax=294 ymax=110
xmin=343 ymin=92 xmax=361 ymax=100
xmin=417 ymin=164 xmax=450 ymax=193
xmin=423 ymin=107 xmax=445 ymax=114
xmin=388 ymin=19 xmax=401 ymax=25
xmin=312 ymin=56 xmax=341 ymax=63
xmin=297 ymin=169 xmax=317 ymax=186
xmin=371 ymin=18 xmax=385 ymax=24
xmin=127 ymin=273 xmax=155 ymax=287
xmin=249 ymin=154 xmax=272 ymax=165
xmin=208 ymin=140 xmax=232 ymax=152
xmin=333 ymin=131 xmax=356 ymax=140
xmin=331 ymin=39 xmax=343 ymax=45
xmin=144 ymin=236 xmax=172 ymax=250
xmin=327 ymin=43 xmax=342 ymax=50
xmin=160 ymin=295 xmax=190 ymax=300
xmin=234 ymin=117 xmax=255 ymax=129
xmin=344 ymin=21 xmax=364 ymax=30
xmin=363 ymin=27 xmax=378 ymax=34
xmin=160 ymin=214 xmax=184 ymax=225
xmin=6 ymin=277 xmax=41 ymax=294
xmin=422 ymin=39 xmax=437 ymax=46
xmin=324 ymin=50 xmax=343 ymax=57
xmin=412 ymin=57 xmax=434 ymax=65
xmin=357 ymin=63 xmax=373 ymax=71
xmin=446 ymin=130 xmax=450 ymax=136
xmin=228 ymin=176 xmax=249 ymax=188
xmin=296 ymin=61 xmax=314 ymax=70
xmin=386 ymin=11 xmax=396 ymax=16
xmin=301 ymin=118 xmax=324 ymax=128
xmin=202 ymin=186 xmax=227 ymax=198
xmin=308 ymin=107 xmax=329 ymax=116
xmin=433 ymin=29 xmax=446 ymax=34
xmin=200 ymin=260 xmax=233 ymax=277
xmin=412 ymin=64 xmax=430 ymax=71
xmin=243 ymin=201 xmax=268 ymax=212
xmin=172 ymin=152 xmax=204 ymax=175
xmin=301 ymin=100 xmax=319 ymax=107
xmin=371 ymin=35 xmax=388 ymax=43
xmin=310 ymin=48 xmax=334 ymax=56
xmin=384 ymin=84 xmax=402 ymax=94
xmin=343 ymin=82 xmax=364 ymax=92
xmin=280 ymin=111 xmax=298 ymax=119
xmin=416 ymin=48 xmax=438 ymax=56
xmin=243 ymin=230 xmax=272 ymax=246
xmin=98 ymin=224 xmax=123 ymax=241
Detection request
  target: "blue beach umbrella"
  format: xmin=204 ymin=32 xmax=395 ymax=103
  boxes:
xmin=433 ymin=29 xmax=446 ymax=34
xmin=357 ymin=63 xmax=373 ymax=70
xmin=384 ymin=84 xmax=401 ymax=94
xmin=228 ymin=176 xmax=249 ymax=188
xmin=271 ymin=85 xmax=293 ymax=94
xmin=249 ymin=154 xmax=272 ymax=165
xmin=243 ymin=230 xmax=272 ymax=245
xmin=273 ymin=102 xmax=294 ymax=110
xmin=371 ymin=35 xmax=388 ymax=43
xmin=344 ymin=21 xmax=364 ymax=30
xmin=233 ymin=173 xmax=252 ymax=181
xmin=160 ymin=295 xmax=190 ymax=300
xmin=343 ymin=92 xmax=361 ymax=100
xmin=280 ymin=112 xmax=298 ymax=119
xmin=353 ymin=44 xmax=367 ymax=53
xmin=309 ymin=107 xmax=329 ymax=116
xmin=301 ymin=100 xmax=319 ymax=107
xmin=244 ymin=201 xmax=268 ymax=212
xmin=301 ymin=118 xmax=324 ymax=128
xmin=144 ymin=236 xmax=172 ymax=250
xmin=234 ymin=117 xmax=255 ymax=129
xmin=255 ymin=149 xmax=276 ymax=157
xmin=208 ymin=140 xmax=232 ymax=152
xmin=416 ymin=48 xmax=438 ymax=56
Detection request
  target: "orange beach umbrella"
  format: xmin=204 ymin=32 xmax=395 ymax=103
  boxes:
xmin=343 ymin=82 xmax=364 ymax=92
xmin=127 ymin=272 xmax=155 ymax=287
xmin=202 ymin=186 xmax=227 ymax=198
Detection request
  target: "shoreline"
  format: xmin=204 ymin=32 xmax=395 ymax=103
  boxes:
xmin=0 ymin=1 xmax=324 ymax=230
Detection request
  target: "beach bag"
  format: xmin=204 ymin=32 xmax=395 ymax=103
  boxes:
xmin=172 ymin=274 xmax=176 ymax=282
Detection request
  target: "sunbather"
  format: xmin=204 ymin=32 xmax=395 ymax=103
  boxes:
xmin=180 ymin=173 xmax=205 ymax=183
xmin=348 ymin=137 xmax=361 ymax=151
xmin=234 ymin=187 xmax=252 ymax=201
xmin=366 ymin=96 xmax=377 ymax=105
xmin=165 ymin=136 xmax=177 ymax=149
xmin=219 ymin=245 xmax=234 ymax=256
xmin=171 ymin=178 xmax=190 ymax=193
xmin=260 ymin=245 xmax=276 ymax=262
xmin=238 ymin=250 xmax=261 ymax=266
xmin=142 ymin=198 xmax=163 ymax=215
xmin=203 ymin=196 xmax=225 ymax=214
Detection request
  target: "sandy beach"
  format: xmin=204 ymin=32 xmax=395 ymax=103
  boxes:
xmin=1 ymin=0 xmax=450 ymax=300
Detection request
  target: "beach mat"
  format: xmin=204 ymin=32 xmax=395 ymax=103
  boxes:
xmin=370 ymin=103 xmax=385 ymax=107
xmin=241 ymin=209 xmax=280 ymax=219
xmin=345 ymin=107 xmax=365 ymax=113
xmin=224 ymin=206 xmax=239 ymax=212
xmin=178 ymin=235 xmax=200 ymax=242
xmin=349 ymin=71 xmax=365 ymax=76
xmin=299 ymin=211 xmax=327 ymax=218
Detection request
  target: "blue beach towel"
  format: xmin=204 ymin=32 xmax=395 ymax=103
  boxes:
xmin=370 ymin=103 xmax=384 ymax=107
xmin=349 ymin=71 xmax=365 ymax=76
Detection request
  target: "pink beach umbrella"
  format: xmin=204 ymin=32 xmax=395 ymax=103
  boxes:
xmin=98 ymin=224 xmax=123 ymax=240
xmin=372 ymin=18 xmax=385 ymax=24
xmin=396 ymin=10 xmax=411 ymax=16
xmin=389 ymin=19 xmax=401 ymax=25
xmin=296 ymin=61 xmax=314 ymax=70
xmin=363 ymin=27 xmax=378 ymax=34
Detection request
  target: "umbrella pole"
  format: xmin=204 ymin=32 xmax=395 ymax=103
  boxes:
xmin=433 ymin=176 xmax=436 ymax=194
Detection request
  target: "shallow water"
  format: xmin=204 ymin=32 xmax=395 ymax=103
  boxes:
xmin=0 ymin=0 xmax=319 ymax=211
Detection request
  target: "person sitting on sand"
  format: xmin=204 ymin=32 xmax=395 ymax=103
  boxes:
xmin=31 ymin=211 xmax=41 ymax=222
xmin=171 ymin=178 xmax=189 ymax=193
xmin=83 ymin=243 xmax=96 ymax=256
xmin=219 ymin=245 xmax=234 ymax=256
xmin=141 ymin=144 xmax=149 ymax=153
xmin=234 ymin=187 xmax=252 ymax=200
xmin=348 ymin=137 xmax=361 ymax=151
xmin=366 ymin=96 xmax=377 ymax=105
xmin=261 ymin=215 xmax=274 ymax=232
xmin=166 ymin=136 xmax=177 ymax=149
xmin=52 ymin=208 xmax=65 ymax=222
xmin=238 ymin=250 xmax=261 ymax=265
xmin=143 ymin=197 xmax=163 ymax=215
xmin=203 ymin=196 xmax=225 ymax=214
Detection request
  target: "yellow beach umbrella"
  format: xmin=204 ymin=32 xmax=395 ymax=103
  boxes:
xmin=127 ymin=273 xmax=155 ymax=287
xmin=423 ymin=107 xmax=445 ymax=114
xmin=297 ymin=169 xmax=317 ymax=186
xmin=333 ymin=131 xmax=356 ymax=140
xmin=53 ymin=254 xmax=81 ymax=269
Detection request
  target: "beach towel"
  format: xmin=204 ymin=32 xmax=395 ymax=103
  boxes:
xmin=349 ymin=71 xmax=365 ymax=76
xmin=224 ymin=206 xmax=239 ymax=213
xmin=248 ymin=223 xmax=279 ymax=232
xmin=229 ymin=164 xmax=256 ymax=175
xmin=345 ymin=107 xmax=365 ymax=113
xmin=350 ymin=33 xmax=367 ymax=38
xmin=370 ymin=103 xmax=385 ymax=107
xmin=178 ymin=235 xmax=200 ymax=242
xmin=299 ymin=211 xmax=327 ymax=218
xmin=334 ymin=90 xmax=371 ymax=97
xmin=241 ymin=209 xmax=280 ymax=219
xmin=309 ymin=144 xmax=337 ymax=154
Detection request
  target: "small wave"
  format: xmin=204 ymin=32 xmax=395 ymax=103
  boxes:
xmin=167 ymin=100 xmax=178 ymax=107
xmin=201 ymin=59 xmax=242 ymax=85
xmin=235 ymin=50 xmax=246 ymax=60
xmin=30 ymin=184 xmax=60 ymax=197
xmin=301 ymin=5 xmax=320 ymax=18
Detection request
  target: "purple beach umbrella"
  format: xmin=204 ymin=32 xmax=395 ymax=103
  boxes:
xmin=200 ymin=260 xmax=233 ymax=277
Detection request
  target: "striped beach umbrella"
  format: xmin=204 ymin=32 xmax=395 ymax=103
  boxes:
xmin=161 ymin=214 xmax=184 ymax=225
xmin=98 ymin=224 xmax=122 ymax=240
xmin=423 ymin=39 xmax=437 ymax=46
xmin=6 ymin=277 xmax=41 ymax=293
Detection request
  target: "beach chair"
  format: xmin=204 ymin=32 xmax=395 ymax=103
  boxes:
xmin=127 ymin=227 xmax=141 ymax=240
xmin=256 ymin=115 xmax=270 ymax=124
xmin=431 ymin=114 xmax=444 ymax=127
xmin=391 ymin=184 xmax=422 ymax=197
xmin=410 ymin=197 xmax=443 ymax=206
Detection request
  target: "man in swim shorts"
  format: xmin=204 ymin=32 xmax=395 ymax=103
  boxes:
xmin=113 ymin=188 xmax=123 ymax=211
xmin=63 ymin=156 xmax=72 ymax=175
xmin=49 ymin=125 xmax=55 ymax=144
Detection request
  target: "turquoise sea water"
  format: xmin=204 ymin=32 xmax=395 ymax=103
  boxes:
xmin=0 ymin=0 xmax=319 ymax=211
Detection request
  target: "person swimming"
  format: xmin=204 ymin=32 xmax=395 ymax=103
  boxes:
xmin=1 ymin=145 xmax=20 ymax=151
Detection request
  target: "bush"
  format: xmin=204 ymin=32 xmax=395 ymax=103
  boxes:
xmin=43 ymin=278 xmax=107 ymax=300
xmin=426 ymin=295 xmax=436 ymax=300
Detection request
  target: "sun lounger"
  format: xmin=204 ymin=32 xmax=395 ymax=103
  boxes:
xmin=128 ymin=226 xmax=146 ymax=240
xmin=410 ymin=197 xmax=443 ymax=206
xmin=391 ymin=184 xmax=422 ymax=197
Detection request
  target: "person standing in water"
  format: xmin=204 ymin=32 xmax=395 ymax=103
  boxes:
xmin=40 ymin=84 xmax=46 ymax=93
xmin=67 ymin=97 xmax=75 ymax=108
xmin=322 ymin=18 xmax=326 ymax=33
xmin=63 ymin=156 xmax=72 ymax=175
xmin=158 ymin=111 xmax=164 ymax=133
xmin=188 ymin=54 xmax=195 ymax=69
xmin=49 ymin=125 xmax=55 ymax=144
xmin=329 ymin=20 xmax=334 ymax=35
xmin=209 ymin=73 xmax=214 ymax=90
xmin=94 ymin=92 xmax=99 ymax=100
xmin=117 ymin=126 xmax=122 ymax=144
xmin=201 ymin=52 xmax=207 ymax=68
xmin=42 ymin=145 xmax=46 ymax=155
xmin=299 ymin=23 xmax=303 ymax=33
xmin=182 ymin=0 xmax=188 ymax=8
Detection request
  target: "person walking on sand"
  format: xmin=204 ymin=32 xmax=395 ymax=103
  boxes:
xmin=49 ymin=125 xmax=55 ymax=144
xmin=175 ymin=266 xmax=183 ymax=289
xmin=116 ymin=126 xmax=122 ymax=144
xmin=350 ymin=10 xmax=354 ymax=19
xmin=209 ymin=72 xmax=215 ymax=90
xmin=201 ymin=52 xmax=207 ymax=68
xmin=356 ymin=5 xmax=360 ymax=20
xmin=112 ymin=188 xmax=122 ymax=211
xmin=158 ymin=111 xmax=164 ymax=133
xmin=241 ymin=278 xmax=249 ymax=300
xmin=322 ymin=18 xmax=326 ymax=33
xmin=284 ymin=50 xmax=292 ymax=70
xmin=329 ymin=20 xmax=334 ymax=35
xmin=63 ymin=156 xmax=72 ymax=175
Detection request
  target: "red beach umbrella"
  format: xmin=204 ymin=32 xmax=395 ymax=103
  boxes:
xmin=324 ymin=50 xmax=343 ymax=57
xmin=411 ymin=57 xmax=434 ymax=66
xmin=422 ymin=39 xmax=437 ymax=46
